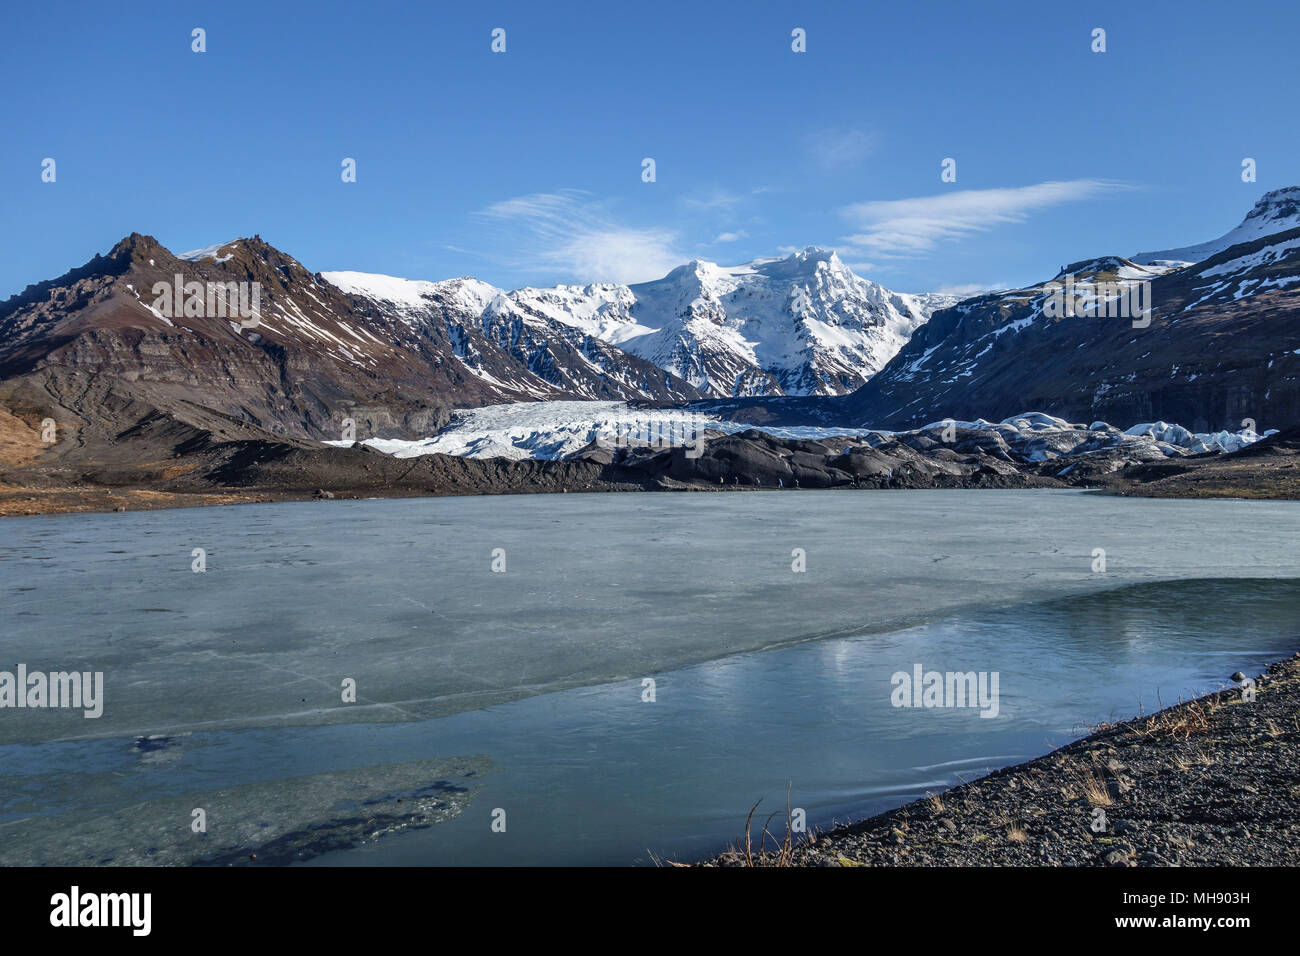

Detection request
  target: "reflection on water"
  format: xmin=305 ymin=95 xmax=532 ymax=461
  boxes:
xmin=3 ymin=578 xmax=1296 ymax=865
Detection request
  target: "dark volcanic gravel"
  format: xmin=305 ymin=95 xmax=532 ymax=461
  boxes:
xmin=705 ymin=654 xmax=1300 ymax=867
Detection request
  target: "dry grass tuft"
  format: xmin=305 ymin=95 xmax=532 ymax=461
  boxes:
xmin=1129 ymin=697 xmax=1212 ymax=741
xmin=726 ymin=784 xmax=806 ymax=867
xmin=1079 ymin=765 xmax=1113 ymax=808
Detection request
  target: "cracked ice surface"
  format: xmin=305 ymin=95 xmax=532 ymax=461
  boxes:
xmin=0 ymin=751 xmax=486 ymax=866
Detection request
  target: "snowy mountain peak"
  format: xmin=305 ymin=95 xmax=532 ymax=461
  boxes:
xmin=1133 ymin=185 xmax=1300 ymax=266
xmin=749 ymin=246 xmax=848 ymax=280
xmin=596 ymin=249 xmax=944 ymax=395
xmin=660 ymin=257 xmax=729 ymax=287
xmin=796 ymin=245 xmax=843 ymax=266
xmin=755 ymin=252 xmax=831 ymax=275
xmin=320 ymin=250 xmax=949 ymax=399
xmin=1242 ymin=186 xmax=1300 ymax=230
xmin=785 ymin=245 xmax=842 ymax=267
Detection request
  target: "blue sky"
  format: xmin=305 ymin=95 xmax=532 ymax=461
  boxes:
xmin=2 ymin=0 xmax=1298 ymax=299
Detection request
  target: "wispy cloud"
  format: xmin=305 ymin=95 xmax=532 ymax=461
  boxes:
xmin=806 ymin=128 xmax=875 ymax=169
xmin=714 ymin=230 xmax=747 ymax=243
xmin=474 ymin=190 xmax=683 ymax=284
xmin=682 ymin=191 xmax=745 ymax=211
xmin=931 ymin=282 xmax=1000 ymax=298
xmin=840 ymin=180 xmax=1132 ymax=258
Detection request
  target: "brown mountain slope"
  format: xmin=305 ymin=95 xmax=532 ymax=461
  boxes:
xmin=0 ymin=234 xmax=702 ymax=443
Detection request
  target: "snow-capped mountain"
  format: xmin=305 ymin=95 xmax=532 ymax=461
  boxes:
xmin=326 ymin=248 xmax=955 ymax=400
xmin=1 ymin=235 xmax=951 ymax=446
xmin=1133 ymin=186 xmax=1300 ymax=266
xmin=522 ymin=247 xmax=957 ymax=398
xmin=321 ymin=271 xmax=699 ymax=405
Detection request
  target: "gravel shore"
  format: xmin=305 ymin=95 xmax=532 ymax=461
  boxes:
xmin=707 ymin=654 xmax=1300 ymax=867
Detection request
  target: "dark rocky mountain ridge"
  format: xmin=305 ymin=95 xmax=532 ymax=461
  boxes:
xmin=842 ymin=227 xmax=1300 ymax=432
xmin=0 ymin=234 xmax=702 ymax=444
xmin=697 ymin=193 xmax=1300 ymax=436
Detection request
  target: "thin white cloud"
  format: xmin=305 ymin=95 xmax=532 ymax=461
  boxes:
xmin=807 ymin=128 xmax=875 ymax=169
xmin=552 ymin=228 xmax=683 ymax=284
xmin=931 ymin=282 xmax=999 ymax=298
xmin=682 ymin=191 xmax=744 ymax=211
xmin=840 ymin=180 xmax=1132 ymax=258
xmin=474 ymin=190 xmax=683 ymax=284
xmin=714 ymin=231 xmax=747 ymax=243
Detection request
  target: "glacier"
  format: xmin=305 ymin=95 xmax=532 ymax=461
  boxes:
xmin=325 ymin=402 xmax=1274 ymax=463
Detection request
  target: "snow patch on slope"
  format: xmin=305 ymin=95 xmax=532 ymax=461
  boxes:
xmin=1133 ymin=187 xmax=1300 ymax=265
xmin=178 ymin=241 xmax=239 ymax=263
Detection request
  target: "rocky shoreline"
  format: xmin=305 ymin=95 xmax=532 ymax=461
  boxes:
xmin=704 ymin=654 xmax=1300 ymax=867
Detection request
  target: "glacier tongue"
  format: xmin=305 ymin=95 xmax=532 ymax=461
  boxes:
xmin=324 ymin=401 xmax=1274 ymax=463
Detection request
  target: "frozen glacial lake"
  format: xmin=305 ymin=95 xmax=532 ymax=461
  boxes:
xmin=2 ymin=489 xmax=1299 ymax=864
